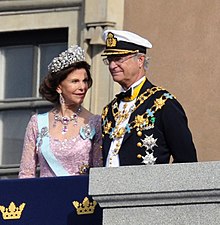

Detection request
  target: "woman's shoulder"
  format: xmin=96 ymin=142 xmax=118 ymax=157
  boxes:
xmin=29 ymin=113 xmax=38 ymax=124
xmin=81 ymin=107 xmax=101 ymax=123
xmin=88 ymin=114 xmax=101 ymax=128
xmin=89 ymin=114 xmax=101 ymax=121
xmin=30 ymin=112 xmax=48 ymax=122
xmin=28 ymin=112 xmax=50 ymax=128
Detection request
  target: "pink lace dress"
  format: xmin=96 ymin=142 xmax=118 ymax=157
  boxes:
xmin=19 ymin=114 xmax=102 ymax=178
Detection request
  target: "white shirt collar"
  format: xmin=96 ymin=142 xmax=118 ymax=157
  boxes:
xmin=121 ymin=76 xmax=146 ymax=93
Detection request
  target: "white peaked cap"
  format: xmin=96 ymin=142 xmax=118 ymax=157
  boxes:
xmin=102 ymin=30 xmax=152 ymax=56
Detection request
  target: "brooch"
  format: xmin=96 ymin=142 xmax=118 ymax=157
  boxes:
xmin=37 ymin=127 xmax=49 ymax=147
xmin=80 ymin=124 xmax=96 ymax=140
xmin=79 ymin=164 xmax=90 ymax=174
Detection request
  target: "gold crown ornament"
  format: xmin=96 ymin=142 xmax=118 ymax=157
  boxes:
xmin=0 ymin=202 xmax=26 ymax=220
xmin=106 ymin=32 xmax=117 ymax=47
xmin=72 ymin=197 xmax=97 ymax=215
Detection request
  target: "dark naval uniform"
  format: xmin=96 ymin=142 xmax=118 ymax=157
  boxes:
xmin=101 ymin=79 xmax=197 ymax=166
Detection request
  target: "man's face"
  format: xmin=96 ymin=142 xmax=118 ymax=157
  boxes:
xmin=104 ymin=54 xmax=144 ymax=89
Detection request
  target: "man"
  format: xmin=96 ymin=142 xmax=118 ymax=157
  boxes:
xmin=101 ymin=29 xmax=197 ymax=167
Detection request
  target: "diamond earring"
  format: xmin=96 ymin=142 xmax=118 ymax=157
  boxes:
xmin=59 ymin=93 xmax=65 ymax=105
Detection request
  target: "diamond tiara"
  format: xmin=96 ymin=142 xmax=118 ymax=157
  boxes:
xmin=48 ymin=45 xmax=85 ymax=73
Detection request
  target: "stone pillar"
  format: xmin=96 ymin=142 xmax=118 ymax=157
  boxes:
xmin=89 ymin=161 xmax=220 ymax=225
xmin=83 ymin=0 xmax=125 ymax=114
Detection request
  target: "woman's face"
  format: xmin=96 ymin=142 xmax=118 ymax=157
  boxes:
xmin=57 ymin=68 xmax=89 ymax=106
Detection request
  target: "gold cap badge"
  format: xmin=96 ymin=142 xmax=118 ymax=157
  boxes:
xmin=106 ymin=32 xmax=117 ymax=48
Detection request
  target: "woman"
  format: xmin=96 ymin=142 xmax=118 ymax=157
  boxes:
xmin=19 ymin=45 xmax=102 ymax=178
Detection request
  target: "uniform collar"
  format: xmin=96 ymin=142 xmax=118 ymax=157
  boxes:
xmin=123 ymin=76 xmax=146 ymax=102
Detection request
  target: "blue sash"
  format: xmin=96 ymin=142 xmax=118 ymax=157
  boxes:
xmin=37 ymin=113 xmax=70 ymax=176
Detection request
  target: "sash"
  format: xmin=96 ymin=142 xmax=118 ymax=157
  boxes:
xmin=37 ymin=113 xmax=69 ymax=176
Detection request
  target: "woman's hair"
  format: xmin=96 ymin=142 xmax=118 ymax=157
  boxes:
xmin=39 ymin=61 xmax=92 ymax=104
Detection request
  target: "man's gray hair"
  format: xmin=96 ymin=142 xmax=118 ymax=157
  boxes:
xmin=137 ymin=53 xmax=150 ymax=70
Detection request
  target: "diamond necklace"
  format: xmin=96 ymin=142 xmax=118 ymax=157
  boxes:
xmin=53 ymin=106 xmax=81 ymax=134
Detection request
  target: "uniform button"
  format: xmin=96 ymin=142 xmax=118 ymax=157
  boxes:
xmin=137 ymin=142 xmax=142 ymax=147
xmin=137 ymin=131 xmax=142 ymax=136
xmin=137 ymin=154 xmax=142 ymax=159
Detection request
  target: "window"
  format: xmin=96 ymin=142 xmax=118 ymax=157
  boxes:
xmin=0 ymin=28 xmax=68 ymax=165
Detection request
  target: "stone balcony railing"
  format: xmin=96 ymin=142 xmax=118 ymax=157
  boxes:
xmin=89 ymin=161 xmax=220 ymax=225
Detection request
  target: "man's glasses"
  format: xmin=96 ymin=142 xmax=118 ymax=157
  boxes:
xmin=103 ymin=54 xmax=137 ymax=65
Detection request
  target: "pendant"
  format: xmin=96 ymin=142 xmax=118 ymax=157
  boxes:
xmin=62 ymin=125 xmax=68 ymax=134
xmin=62 ymin=117 xmax=70 ymax=134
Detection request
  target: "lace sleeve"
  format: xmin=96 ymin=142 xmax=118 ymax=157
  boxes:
xmin=91 ymin=115 xmax=103 ymax=167
xmin=19 ymin=114 xmax=39 ymax=178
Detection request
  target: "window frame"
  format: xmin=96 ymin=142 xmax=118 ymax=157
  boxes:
xmin=0 ymin=28 xmax=68 ymax=165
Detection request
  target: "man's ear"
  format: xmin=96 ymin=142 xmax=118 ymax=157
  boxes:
xmin=139 ymin=55 xmax=145 ymax=62
xmin=138 ymin=55 xmax=145 ymax=67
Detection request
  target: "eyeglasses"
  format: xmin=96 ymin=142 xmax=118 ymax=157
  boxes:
xmin=102 ymin=54 xmax=137 ymax=65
